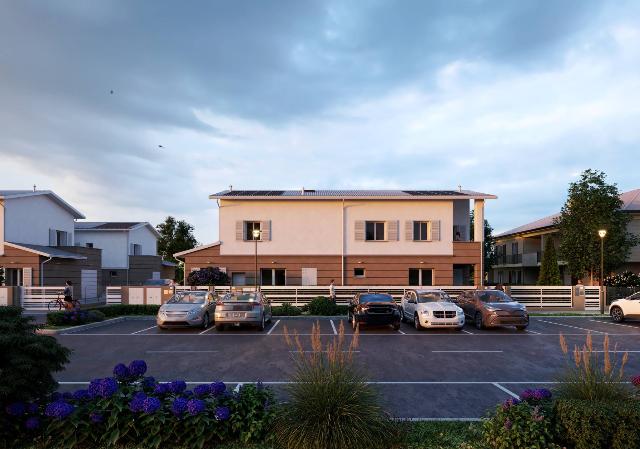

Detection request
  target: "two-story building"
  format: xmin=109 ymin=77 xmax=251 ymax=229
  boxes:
xmin=0 ymin=190 xmax=102 ymax=298
xmin=175 ymin=189 xmax=496 ymax=286
xmin=74 ymin=222 xmax=173 ymax=286
xmin=492 ymin=188 xmax=640 ymax=285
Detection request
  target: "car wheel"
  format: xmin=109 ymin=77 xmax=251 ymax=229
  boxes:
xmin=611 ymin=306 xmax=625 ymax=323
xmin=215 ymin=323 xmax=225 ymax=331
xmin=516 ymin=325 xmax=527 ymax=331
xmin=202 ymin=313 xmax=210 ymax=329
xmin=474 ymin=312 xmax=484 ymax=330
xmin=258 ymin=314 xmax=266 ymax=331
xmin=399 ymin=308 xmax=406 ymax=323
xmin=393 ymin=321 xmax=400 ymax=331
xmin=414 ymin=313 xmax=422 ymax=330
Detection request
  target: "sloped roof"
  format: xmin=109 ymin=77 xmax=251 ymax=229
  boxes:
xmin=5 ymin=242 xmax=87 ymax=259
xmin=173 ymin=242 xmax=221 ymax=258
xmin=211 ymin=189 xmax=496 ymax=200
xmin=0 ymin=190 xmax=85 ymax=219
xmin=75 ymin=221 xmax=160 ymax=238
xmin=496 ymin=189 xmax=640 ymax=238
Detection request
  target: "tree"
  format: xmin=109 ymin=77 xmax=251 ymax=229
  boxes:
xmin=537 ymin=237 xmax=562 ymax=285
xmin=470 ymin=211 xmax=497 ymax=279
xmin=186 ymin=267 xmax=230 ymax=286
xmin=556 ymin=169 xmax=639 ymax=282
xmin=156 ymin=216 xmax=198 ymax=282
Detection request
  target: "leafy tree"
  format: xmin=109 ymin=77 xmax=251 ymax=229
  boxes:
xmin=556 ymin=169 xmax=639 ymax=282
xmin=537 ymin=237 xmax=562 ymax=285
xmin=186 ymin=267 xmax=230 ymax=286
xmin=603 ymin=271 xmax=640 ymax=287
xmin=156 ymin=216 xmax=198 ymax=282
xmin=470 ymin=211 xmax=497 ymax=279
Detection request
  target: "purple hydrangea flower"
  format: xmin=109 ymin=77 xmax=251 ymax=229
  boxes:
xmin=128 ymin=360 xmax=147 ymax=378
xmin=89 ymin=411 xmax=104 ymax=423
xmin=632 ymin=375 xmax=640 ymax=388
xmin=113 ymin=363 xmax=130 ymax=381
xmin=193 ymin=384 xmax=211 ymax=397
xmin=72 ymin=389 xmax=90 ymax=401
xmin=45 ymin=401 xmax=75 ymax=420
xmin=186 ymin=399 xmax=206 ymax=416
xmin=171 ymin=397 xmax=188 ymax=417
xmin=501 ymin=398 xmax=520 ymax=410
xmin=214 ymin=406 xmax=230 ymax=421
xmin=183 ymin=390 xmax=194 ymax=398
xmin=25 ymin=417 xmax=40 ymax=430
xmin=88 ymin=378 xmax=118 ymax=399
xmin=129 ymin=392 xmax=148 ymax=413
xmin=210 ymin=381 xmax=226 ymax=396
xmin=168 ymin=380 xmax=187 ymax=394
xmin=154 ymin=383 xmax=170 ymax=396
xmin=142 ymin=397 xmax=162 ymax=414
xmin=521 ymin=388 xmax=552 ymax=402
xmin=5 ymin=402 xmax=26 ymax=416
xmin=142 ymin=376 xmax=156 ymax=388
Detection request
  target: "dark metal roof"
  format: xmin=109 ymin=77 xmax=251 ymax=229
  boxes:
xmin=211 ymin=189 xmax=495 ymax=200
xmin=403 ymin=190 xmax=466 ymax=196
xmin=223 ymin=190 xmax=286 ymax=197
xmin=75 ymin=222 xmax=143 ymax=230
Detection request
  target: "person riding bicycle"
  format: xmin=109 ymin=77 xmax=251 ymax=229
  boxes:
xmin=63 ymin=280 xmax=74 ymax=309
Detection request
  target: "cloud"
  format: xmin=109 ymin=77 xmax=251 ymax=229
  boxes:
xmin=0 ymin=0 xmax=639 ymax=241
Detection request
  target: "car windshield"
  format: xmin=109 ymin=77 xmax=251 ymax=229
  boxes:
xmin=167 ymin=292 xmax=206 ymax=304
xmin=360 ymin=294 xmax=393 ymax=303
xmin=628 ymin=292 xmax=640 ymax=300
xmin=478 ymin=291 xmax=512 ymax=303
xmin=222 ymin=293 xmax=258 ymax=302
xmin=417 ymin=292 xmax=451 ymax=303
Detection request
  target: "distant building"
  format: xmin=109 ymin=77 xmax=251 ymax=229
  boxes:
xmin=492 ymin=189 xmax=640 ymax=285
xmin=175 ymin=189 xmax=496 ymax=287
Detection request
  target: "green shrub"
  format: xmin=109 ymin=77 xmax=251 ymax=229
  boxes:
xmin=47 ymin=309 xmax=107 ymax=326
xmin=87 ymin=309 xmax=106 ymax=322
xmin=272 ymin=303 xmax=302 ymax=316
xmin=91 ymin=304 xmax=161 ymax=317
xmin=556 ymin=334 xmax=631 ymax=400
xmin=407 ymin=421 xmax=482 ymax=448
xmin=306 ymin=296 xmax=340 ymax=315
xmin=554 ymin=399 xmax=640 ymax=449
xmin=482 ymin=398 xmax=559 ymax=449
xmin=275 ymin=322 xmax=399 ymax=449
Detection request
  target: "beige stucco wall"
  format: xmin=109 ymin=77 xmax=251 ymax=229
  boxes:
xmin=219 ymin=199 xmax=457 ymax=256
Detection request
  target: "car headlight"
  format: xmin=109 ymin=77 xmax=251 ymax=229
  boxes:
xmin=421 ymin=310 xmax=430 ymax=316
xmin=456 ymin=309 xmax=464 ymax=316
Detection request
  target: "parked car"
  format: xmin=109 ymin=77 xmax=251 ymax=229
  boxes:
xmin=400 ymin=289 xmax=465 ymax=330
xmin=454 ymin=289 xmax=528 ymax=330
xmin=348 ymin=293 xmax=401 ymax=330
xmin=609 ymin=291 xmax=640 ymax=322
xmin=157 ymin=290 xmax=215 ymax=329
xmin=214 ymin=291 xmax=272 ymax=331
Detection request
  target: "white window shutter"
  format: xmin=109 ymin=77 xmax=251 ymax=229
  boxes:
xmin=387 ymin=220 xmax=399 ymax=241
xmin=431 ymin=220 xmax=441 ymax=241
xmin=405 ymin=221 xmax=413 ymax=241
xmin=261 ymin=220 xmax=271 ymax=241
xmin=236 ymin=221 xmax=244 ymax=241
xmin=23 ymin=267 xmax=33 ymax=287
xmin=49 ymin=229 xmax=56 ymax=246
xmin=354 ymin=221 xmax=365 ymax=241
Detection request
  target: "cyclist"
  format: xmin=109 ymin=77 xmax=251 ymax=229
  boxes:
xmin=63 ymin=280 xmax=74 ymax=309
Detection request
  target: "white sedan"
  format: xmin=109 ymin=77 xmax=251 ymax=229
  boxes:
xmin=400 ymin=289 xmax=465 ymax=330
xmin=609 ymin=291 xmax=640 ymax=322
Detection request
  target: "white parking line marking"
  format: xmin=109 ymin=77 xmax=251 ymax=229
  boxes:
xmin=432 ymin=350 xmax=503 ymax=353
xmin=525 ymin=329 xmax=541 ymax=335
xmin=537 ymin=319 xmax=605 ymax=334
xmin=589 ymin=319 xmax=640 ymax=330
xmin=267 ymin=320 xmax=281 ymax=335
xmin=492 ymin=383 xmax=520 ymax=399
xmin=130 ymin=325 xmax=158 ymax=335
xmin=461 ymin=329 xmax=474 ymax=335
xmin=397 ymin=329 xmax=406 ymax=334
xmin=289 ymin=350 xmax=361 ymax=353
xmin=199 ymin=326 xmax=215 ymax=335
xmin=330 ymin=320 xmax=337 ymax=335
xmin=233 ymin=383 xmax=243 ymax=393
xmin=146 ymin=350 xmax=219 ymax=353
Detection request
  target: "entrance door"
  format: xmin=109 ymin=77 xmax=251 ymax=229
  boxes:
xmin=261 ymin=269 xmax=286 ymax=286
xmin=5 ymin=268 xmax=23 ymax=286
xmin=301 ymin=268 xmax=317 ymax=286
xmin=81 ymin=269 xmax=98 ymax=300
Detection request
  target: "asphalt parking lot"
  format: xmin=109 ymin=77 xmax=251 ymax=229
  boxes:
xmin=54 ymin=316 xmax=640 ymax=419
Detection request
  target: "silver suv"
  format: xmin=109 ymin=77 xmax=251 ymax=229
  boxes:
xmin=214 ymin=291 xmax=272 ymax=331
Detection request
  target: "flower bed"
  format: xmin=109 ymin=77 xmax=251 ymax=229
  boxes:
xmin=46 ymin=309 xmax=106 ymax=326
xmin=2 ymin=360 xmax=275 ymax=449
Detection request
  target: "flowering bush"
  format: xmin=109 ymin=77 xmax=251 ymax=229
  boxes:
xmin=482 ymin=391 xmax=559 ymax=449
xmin=0 ymin=360 xmax=276 ymax=449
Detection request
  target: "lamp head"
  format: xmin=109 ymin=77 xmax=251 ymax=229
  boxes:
xmin=252 ymin=229 xmax=261 ymax=239
xmin=598 ymin=229 xmax=607 ymax=239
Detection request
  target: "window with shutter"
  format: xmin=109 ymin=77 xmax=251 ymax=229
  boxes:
xmin=365 ymin=221 xmax=385 ymax=241
xmin=405 ymin=221 xmax=413 ymax=240
xmin=354 ymin=221 xmax=365 ymax=241
xmin=431 ymin=220 xmax=441 ymax=241
xmin=412 ymin=221 xmax=432 ymax=241
xmin=244 ymin=221 xmax=262 ymax=240
xmin=236 ymin=221 xmax=244 ymax=241
xmin=260 ymin=220 xmax=271 ymax=241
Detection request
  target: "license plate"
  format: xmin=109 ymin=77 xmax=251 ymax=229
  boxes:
xmin=233 ymin=312 xmax=242 ymax=318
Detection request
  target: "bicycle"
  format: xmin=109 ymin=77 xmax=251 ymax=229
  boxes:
xmin=47 ymin=292 xmax=81 ymax=312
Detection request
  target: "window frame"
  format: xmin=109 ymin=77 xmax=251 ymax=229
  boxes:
xmin=413 ymin=221 xmax=432 ymax=241
xmin=353 ymin=267 xmax=366 ymax=278
xmin=365 ymin=221 xmax=386 ymax=241
xmin=245 ymin=221 xmax=262 ymax=241
xmin=408 ymin=268 xmax=434 ymax=286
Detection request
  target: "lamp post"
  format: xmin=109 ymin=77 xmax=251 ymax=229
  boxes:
xmin=598 ymin=229 xmax=607 ymax=314
xmin=253 ymin=228 xmax=261 ymax=291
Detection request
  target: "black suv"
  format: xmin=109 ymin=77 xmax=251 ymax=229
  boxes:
xmin=348 ymin=293 xmax=401 ymax=330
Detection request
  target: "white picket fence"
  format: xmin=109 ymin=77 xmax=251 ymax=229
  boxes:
xmin=106 ymin=286 xmax=123 ymax=304
xmin=509 ymin=286 xmax=573 ymax=308
xmin=585 ymin=286 xmax=602 ymax=311
xmin=20 ymin=287 xmax=66 ymax=311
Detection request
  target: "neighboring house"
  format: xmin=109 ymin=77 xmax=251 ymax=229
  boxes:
xmin=175 ymin=189 xmax=496 ymax=287
xmin=492 ymin=189 xmax=640 ymax=285
xmin=74 ymin=222 xmax=173 ymax=285
xmin=0 ymin=190 xmax=102 ymax=299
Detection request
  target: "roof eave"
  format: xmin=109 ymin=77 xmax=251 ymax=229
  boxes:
xmin=210 ymin=194 xmax=497 ymax=201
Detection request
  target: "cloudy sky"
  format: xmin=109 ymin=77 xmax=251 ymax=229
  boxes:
xmin=1 ymin=1 xmax=639 ymax=243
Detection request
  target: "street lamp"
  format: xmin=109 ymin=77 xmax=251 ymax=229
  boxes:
xmin=253 ymin=228 xmax=261 ymax=291
xmin=598 ymin=229 xmax=607 ymax=314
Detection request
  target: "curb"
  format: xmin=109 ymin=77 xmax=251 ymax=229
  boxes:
xmin=38 ymin=315 xmax=156 ymax=335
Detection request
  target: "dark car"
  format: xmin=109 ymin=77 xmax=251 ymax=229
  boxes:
xmin=348 ymin=293 xmax=401 ymax=330
xmin=454 ymin=289 xmax=529 ymax=330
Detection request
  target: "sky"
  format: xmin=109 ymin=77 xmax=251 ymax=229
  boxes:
xmin=1 ymin=1 xmax=639 ymax=243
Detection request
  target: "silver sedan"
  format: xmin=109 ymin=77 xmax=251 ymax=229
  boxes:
xmin=157 ymin=291 xmax=215 ymax=329
xmin=214 ymin=291 xmax=272 ymax=331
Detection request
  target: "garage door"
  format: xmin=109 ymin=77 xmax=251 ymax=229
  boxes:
xmin=81 ymin=269 xmax=98 ymax=300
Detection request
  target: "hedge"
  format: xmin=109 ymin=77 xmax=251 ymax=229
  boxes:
xmin=89 ymin=304 xmax=161 ymax=317
xmin=47 ymin=309 xmax=105 ymax=326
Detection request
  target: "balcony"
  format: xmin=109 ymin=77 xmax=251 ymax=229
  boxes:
xmin=495 ymin=253 xmax=522 ymax=266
